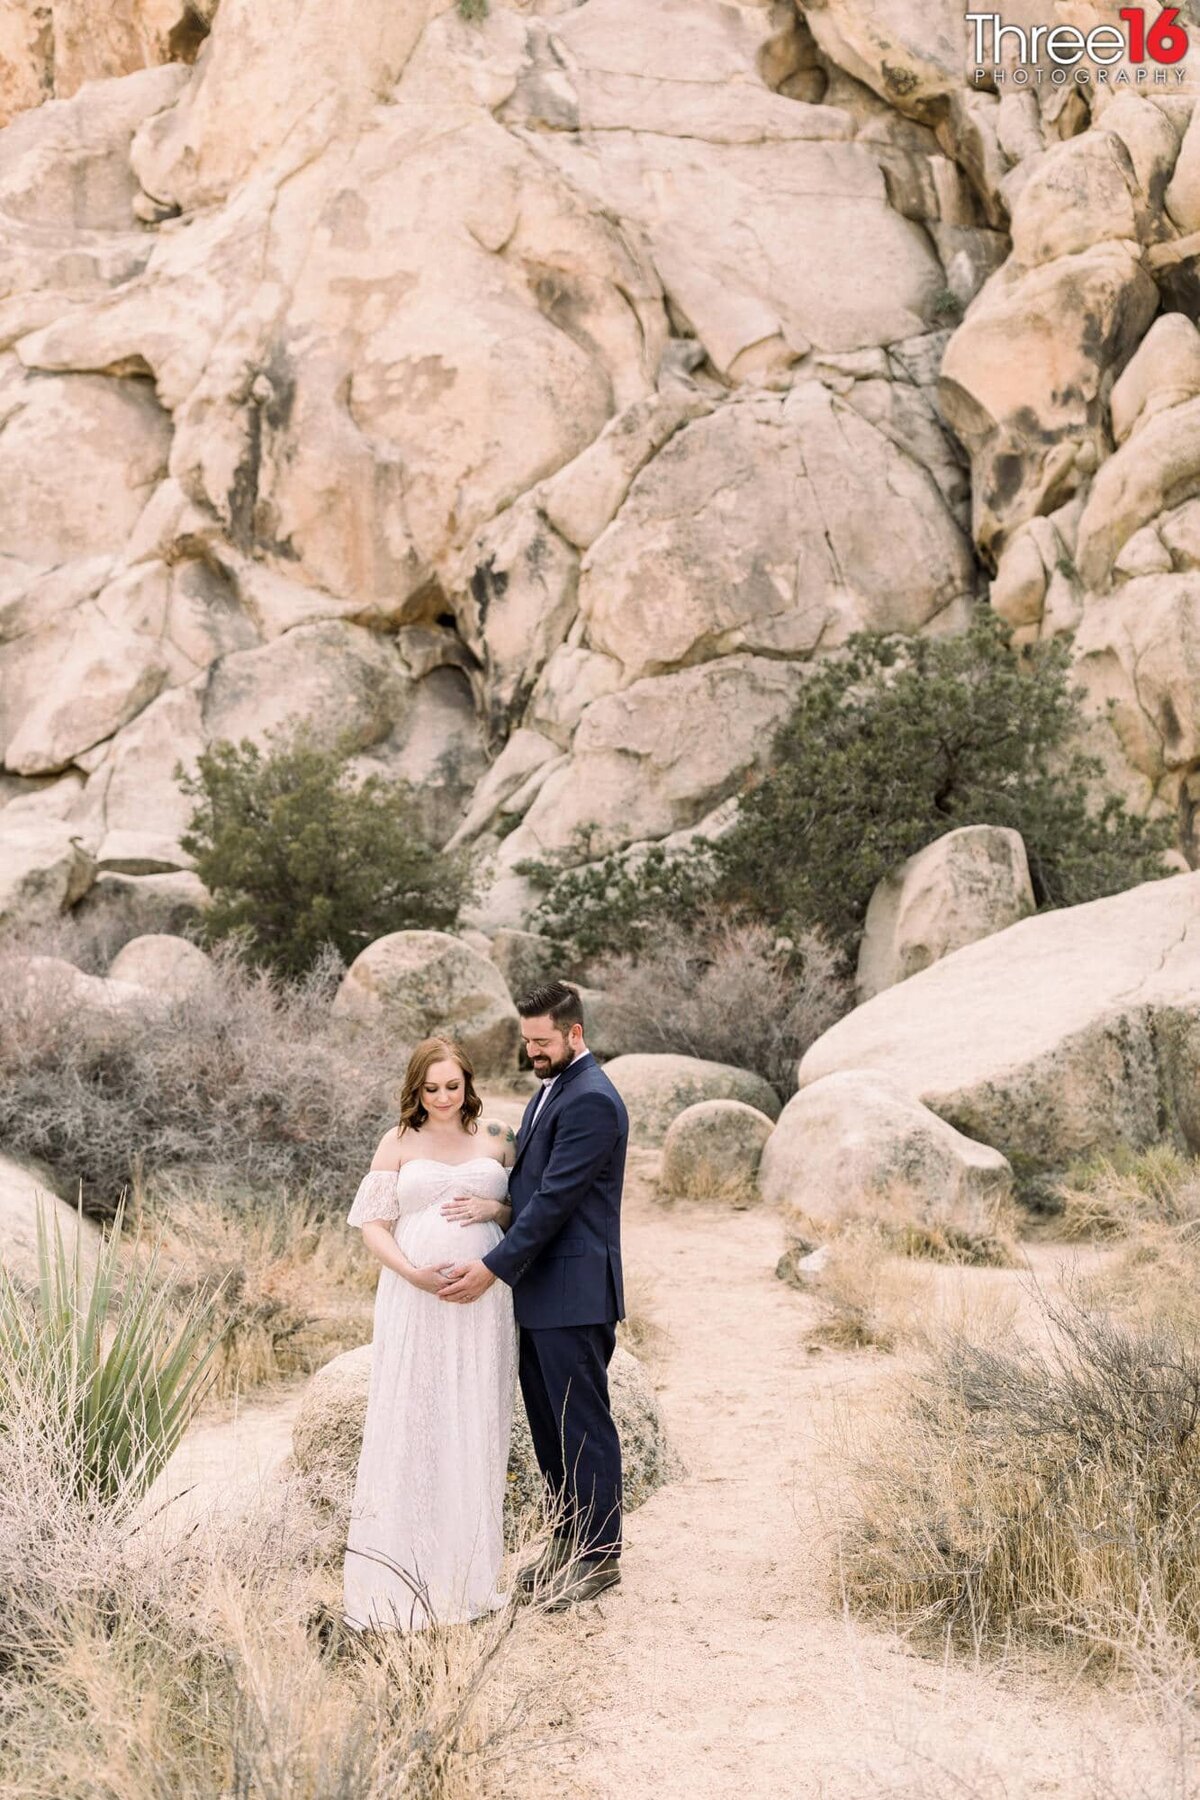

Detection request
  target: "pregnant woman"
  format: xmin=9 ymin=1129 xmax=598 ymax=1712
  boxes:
xmin=343 ymin=1037 xmax=517 ymax=1631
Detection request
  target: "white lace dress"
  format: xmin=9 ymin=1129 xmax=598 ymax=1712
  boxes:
xmin=343 ymin=1155 xmax=516 ymax=1631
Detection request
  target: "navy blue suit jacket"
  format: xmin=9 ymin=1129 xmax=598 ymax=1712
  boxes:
xmin=482 ymin=1052 xmax=627 ymax=1329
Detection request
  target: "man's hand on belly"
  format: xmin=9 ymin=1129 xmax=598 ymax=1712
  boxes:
xmin=437 ymin=1260 xmax=497 ymax=1304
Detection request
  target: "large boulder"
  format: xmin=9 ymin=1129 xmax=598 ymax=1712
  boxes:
xmin=759 ymin=1070 xmax=1013 ymax=1237
xmin=856 ymin=825 xmax=1035 ymax=1003
xmin=661 ymin=1099 xmax=775 ymax=1203
xmin=938 ymin=241 xmax=1157 ymax=562
xmin=0 ymin=1154 xmax=102 ymax=1285
xmin=292 ymin=1340 xmax=678 ymax=1544
xmin=332 ymin=931 xmax=520 ymax=1071
xmin=603 ymin=1053 xmax=781 ymax=1148
xmin=498 ymin=656 xmax=806 ymax=866
xmin=799 ymin=873 xmax=1200 ymax=1168
xmin=107 ymin=933 xmax=213 ymax=997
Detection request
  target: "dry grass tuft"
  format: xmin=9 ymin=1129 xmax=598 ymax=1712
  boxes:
xmin=140 ymin=1171 xmax=377 ymax=1399
xmin=781 ymin=1227 xmax=937 ymax=1353
xmin=616 ymin=1272 xmax=667 ymax=1362
xmin=1081 ymin=1214 xmax=1200 ymax=1353
xmin=788 ymin=1179 xmax=1017 ymax=1272
xmin=1055 ymin=1145 xmax=1200 ymax=1241
xmin=657 ymin=1156 xmax=760 ymax=1210
xmin=0 ymin=1408 xmax=529 ymax=1800
xmin=840 ymin=1279 xmax=1200 ymax=1668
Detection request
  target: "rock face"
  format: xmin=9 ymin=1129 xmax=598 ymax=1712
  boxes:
xmin=332 ymin=930 xmax=520 ymax=1071
xmin=292 ymin=1339 xmax=678 ymax=1544
xmin=799 ymin=873 xmax=1200 ymax=1168
xmin=107 ymin=932 xmax=212 ymax=996
xmin=1 ymin=0 xmax=1199 ymax=922
xmin=603 ymin=1054 xmax=781 ymax=1148
xmin=660 ymin=1100 xmax=775 ymax=1203
xmin=758 ymin=1070 xmax=1013 ymax=1236
xmin=856 ymin=825 xmax=1036 ymax=1002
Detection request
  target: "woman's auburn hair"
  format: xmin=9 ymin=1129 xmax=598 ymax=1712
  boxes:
xmin=397 ymin=1036 xmax=483 ymax=1135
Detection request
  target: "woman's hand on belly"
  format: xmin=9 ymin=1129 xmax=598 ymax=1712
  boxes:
xmin=440 ymin=1194 xmax=509 ymax=1226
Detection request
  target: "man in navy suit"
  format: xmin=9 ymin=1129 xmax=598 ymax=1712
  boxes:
xmin=438 ymin=980 xmax=628 ymax=1608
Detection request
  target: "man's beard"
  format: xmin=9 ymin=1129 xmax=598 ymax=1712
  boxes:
xmin=534 ymin=1042 xmax=578 ymax=1079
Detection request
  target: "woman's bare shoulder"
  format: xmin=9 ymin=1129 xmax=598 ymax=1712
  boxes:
xmin=370 ymin=1126 xmax=404 ymax=1171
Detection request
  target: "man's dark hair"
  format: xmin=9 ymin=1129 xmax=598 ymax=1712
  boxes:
xmin=516 ymin=980 xmax=585 ymax=1032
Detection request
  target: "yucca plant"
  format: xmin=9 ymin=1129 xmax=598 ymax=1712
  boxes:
xmin=0 ymin=1196 xmax=226 ymax=1508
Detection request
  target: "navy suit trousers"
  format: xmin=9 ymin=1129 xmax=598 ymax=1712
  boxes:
xmin=518 ymin=1321 xmax=623 ymax=1561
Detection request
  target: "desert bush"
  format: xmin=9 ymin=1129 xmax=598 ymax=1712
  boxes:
xmin=0 ymin=937 xmax=398 ymax=1217
xmin=841 ymin=1285 xmax=1200 ymax=1662
xmin=715 ymin=611 xmax=1172 ymax=955
xmin=0 ymin=906 xmax=161 ymax=975
xmin=0 ymin=1197 xmax=222 ymax=1506
xmin=179 ymin=728 xmax=470 ymax=978
xmin=589 ymin=911 xmax=850 ymax=1095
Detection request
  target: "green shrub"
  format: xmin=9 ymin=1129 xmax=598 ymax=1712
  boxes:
xmin=179 ymin=728 xmax=470 ymax=978
xmin=713 ymin=610 xmax=1173 ymax=955
xmin=519 ymin=614 xmax=1171 ymax=966
xmin=517 ymin=834 xmax=719 ymax=967
xmin=0 ymin=1198 xmax=223 ymax=1508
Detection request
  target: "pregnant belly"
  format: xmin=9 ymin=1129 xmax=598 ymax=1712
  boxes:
xmin=397 ymin=1208 xmax=503 ymax=1270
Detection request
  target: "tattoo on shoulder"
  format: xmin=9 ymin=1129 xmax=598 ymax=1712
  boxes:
xmin=487 ymin=1121 xmax=502 ymax=1136
xmin=506 ymin=1126 xmax=515 ymax=1142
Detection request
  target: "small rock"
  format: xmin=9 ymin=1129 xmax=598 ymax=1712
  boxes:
xmin=661 ymin=1099 xmax=775 ymax=1203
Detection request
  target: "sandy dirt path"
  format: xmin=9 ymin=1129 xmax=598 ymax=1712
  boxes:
xmin=138 ymin=1107 xmax=1182 ymax=1799
xmin=501 ymin=1180 xmax=1180 ymax=1800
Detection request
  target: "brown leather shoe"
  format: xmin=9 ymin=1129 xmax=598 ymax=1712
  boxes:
xmin=515 ymin=1535 xmax=576 ymax=1598
xmin=541 ymin=1556 xmax=622 ymax=1612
